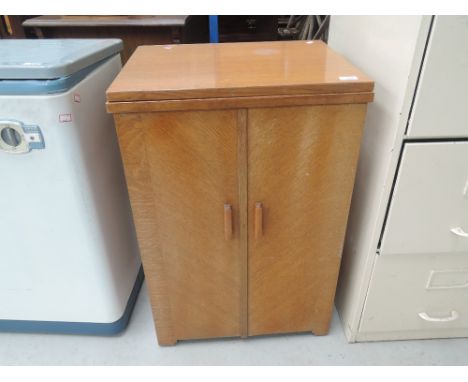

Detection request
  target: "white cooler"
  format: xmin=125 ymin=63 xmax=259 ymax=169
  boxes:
xmin=0 ymin=39 xmax=142 ymax=334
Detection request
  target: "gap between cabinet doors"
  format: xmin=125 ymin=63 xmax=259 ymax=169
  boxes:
xmin=236 ymin=108 xmax=249 ymax=338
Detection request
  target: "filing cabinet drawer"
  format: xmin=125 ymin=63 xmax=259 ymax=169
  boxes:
xmin=407 ymin=16 xmax=468 ymax=138
xmin=360 ymin=253 xmax=468 ymax=337
xmin=381 ymin=141 xmax=468 ymax=256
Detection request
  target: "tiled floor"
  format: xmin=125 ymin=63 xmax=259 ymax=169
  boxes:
xmin=1 ymin=282 xmax=467 ymax=365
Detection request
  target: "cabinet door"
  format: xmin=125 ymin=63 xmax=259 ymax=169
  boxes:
xmin=115 ymin=110 xmax=242 ymax=344
xmin=247 ymin=104 xmax=366 ymax=336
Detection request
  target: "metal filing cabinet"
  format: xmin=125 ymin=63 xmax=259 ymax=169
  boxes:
xmin=329 ymin=16 xmax=468 ymax=341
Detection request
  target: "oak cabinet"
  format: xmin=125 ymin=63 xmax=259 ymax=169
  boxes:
xmin=107 ymin=41 xmax=373 ymax=345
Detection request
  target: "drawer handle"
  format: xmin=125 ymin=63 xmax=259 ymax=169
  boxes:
xmin=224 ymin=204 xmax=232 ymax=240
xmin=450 ymin=227 xmax=468 ymax=238
xmin=255 ymin=202 xmax=263 ymax=240
xmin=418 ymin=310 xmax=459 ymax=322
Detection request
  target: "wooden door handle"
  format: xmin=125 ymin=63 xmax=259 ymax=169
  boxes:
xmin=224 ymin=204 xmax=233 ymax=240
xmin=255 ymin=202 xmax=263 ymax=239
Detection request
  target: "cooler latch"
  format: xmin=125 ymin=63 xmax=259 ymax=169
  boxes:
xmin=0 ymin=120 xmax=45 ymax=154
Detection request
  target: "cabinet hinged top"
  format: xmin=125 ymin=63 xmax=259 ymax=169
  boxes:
xmin=106 ymin=40 xmax=374 ymax=103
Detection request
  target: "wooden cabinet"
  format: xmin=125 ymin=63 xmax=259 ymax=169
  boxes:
xmin=106 ymin=41 xmax=373 ymax=345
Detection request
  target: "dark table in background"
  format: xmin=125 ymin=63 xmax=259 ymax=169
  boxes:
xmin=22 ymin=16 xmax=209 ymax=63
xmin=218 ymin=16 xmax=279 ymax=43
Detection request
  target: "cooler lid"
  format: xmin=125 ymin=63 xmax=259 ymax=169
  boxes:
xmin=0 ymin=39 xmax=123 ymax=80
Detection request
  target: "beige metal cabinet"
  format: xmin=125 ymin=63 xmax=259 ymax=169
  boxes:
xmin=329 ymin=15 xmax=468 ymax=342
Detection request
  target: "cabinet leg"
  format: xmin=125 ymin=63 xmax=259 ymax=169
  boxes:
xmin=156 ymin=336 xmax=178 ymax=346
xmin=155 ymin=326 xmax=177 ymax=346
xmin=311 ymin=322 xmax=331 ymax=336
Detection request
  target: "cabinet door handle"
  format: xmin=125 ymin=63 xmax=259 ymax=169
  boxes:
xmin=418 ymin=310 xmax=459 ymax=322
xmin=450 ymin=227 xmax=468 ymax=238
xmin=224 ymin=204 xmax=233 ymax=240
xmin=255 ymin=202 xmax=263 ymax=240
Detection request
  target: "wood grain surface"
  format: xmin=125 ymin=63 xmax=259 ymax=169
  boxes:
xmin=114 ymin=111 xmax=242 ymax=344
xmin=109 ymin=40 xmax=373 ymax=345
xmin=247 ymin=104 xmax=367 ymax=336
xmin=106 ymin=92 xmax=373 ymax=114
xmin=106 ymin=40 xmax=373 ymax=103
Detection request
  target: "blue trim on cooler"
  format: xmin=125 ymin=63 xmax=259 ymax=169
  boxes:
xmin=0 ymin=265 xmax=144 ymax=335
xmin=0 ymin=56 xmax=113 ymax=96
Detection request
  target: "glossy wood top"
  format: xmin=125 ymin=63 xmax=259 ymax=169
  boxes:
xmin=106 ymin=40 xmax=374 ymax=103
